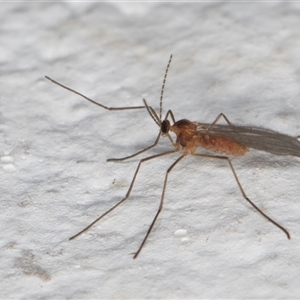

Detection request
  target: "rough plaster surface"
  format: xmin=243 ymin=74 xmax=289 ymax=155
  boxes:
xmin=1 ymin=2 xmax=300 ymax=299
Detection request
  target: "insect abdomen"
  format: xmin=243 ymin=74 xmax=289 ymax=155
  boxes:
xmin=197 ymin=134 xmax=249 ymax=156
xmin=171 ymin=119 xmax=248 ymax=156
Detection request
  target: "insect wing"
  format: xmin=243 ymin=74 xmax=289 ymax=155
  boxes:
xmin=196 ymin=123 xmax=300 ymax=157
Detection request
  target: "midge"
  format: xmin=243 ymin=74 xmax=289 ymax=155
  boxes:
xmin=46 ymin=55 xmax=300 ymax=259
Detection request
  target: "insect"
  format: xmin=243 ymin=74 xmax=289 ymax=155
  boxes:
xmin=45 ymin=55 xmax=300 ymax=259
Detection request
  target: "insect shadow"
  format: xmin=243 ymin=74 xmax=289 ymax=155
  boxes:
xmin=45 ymin=55 xmax=300 ymax=259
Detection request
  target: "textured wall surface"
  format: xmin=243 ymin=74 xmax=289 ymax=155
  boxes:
xmin=1 ymin=2 xmax=300 ymax=298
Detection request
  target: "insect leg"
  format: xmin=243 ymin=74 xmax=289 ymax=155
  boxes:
xmin=133 ymin=154 xmax=185 ymax=259
xmin=107 ymin=131 xmax=162 ymax=162
xmin=193 ymin=153 xmax=290 ymax=239
xmin=206 ymin=113 xmax=234 ymax=131
xmin=69 ymin=149 xmax=179 ymax=241
xmin=45 ymin=76 xmax=145 ymax=110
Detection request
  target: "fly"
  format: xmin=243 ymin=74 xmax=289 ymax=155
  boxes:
xmin=45 ymin=55 xmax=300 ymax=259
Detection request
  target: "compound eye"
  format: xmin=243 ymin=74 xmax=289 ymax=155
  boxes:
xmin=161 ymin=120 xmax=170 ymax=135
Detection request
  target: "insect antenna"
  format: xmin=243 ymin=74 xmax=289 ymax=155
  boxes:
xmin=143 ymin=54 xmax=173 ymax=129
xmin=159 ymin=54 xmax=173 ymax=121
